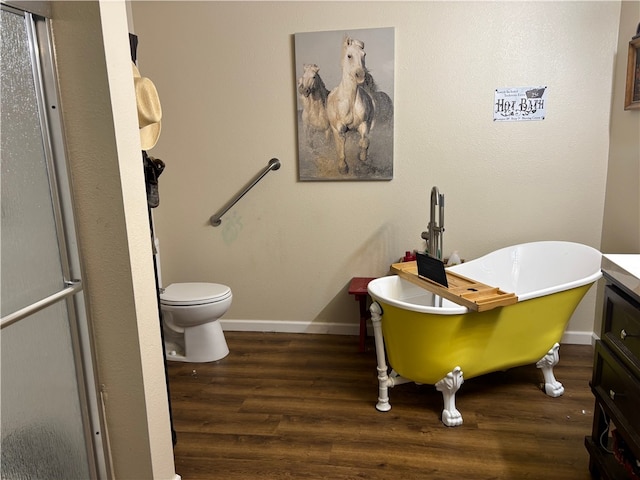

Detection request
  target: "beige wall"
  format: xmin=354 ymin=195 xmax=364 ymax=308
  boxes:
xmin=131 ymin=1 xmax=622 ymax=338
xmin=602 ymin=0 xmax=640 ymax=254
xmin=37 ymin=0 xmax=636 ymax=476
xmin=50 ymin=1 xmax=176 ymax=478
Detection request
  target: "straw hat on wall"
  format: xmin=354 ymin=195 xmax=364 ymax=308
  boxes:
xmin=132 ymin=62 xmax=162 ymax=150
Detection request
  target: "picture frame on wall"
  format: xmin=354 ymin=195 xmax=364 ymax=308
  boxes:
xmin=624 ymin=36 xmax=640 ymax=110
xmin=294 ymin=27 xmax=395 ymax=181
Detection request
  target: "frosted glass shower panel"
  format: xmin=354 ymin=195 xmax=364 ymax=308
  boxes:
xmin=1 ymin=7 xmax=94 ymax=478
xmin=1 ymin=303 xmax=91 ymax=479
xmin=1 ymin=8 xmax=66 ymax=316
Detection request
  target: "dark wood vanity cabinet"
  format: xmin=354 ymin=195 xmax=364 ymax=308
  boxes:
xmin=586 ymin=276 xmax=640 ymax=479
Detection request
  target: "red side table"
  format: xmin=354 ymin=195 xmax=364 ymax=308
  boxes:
xmin=348 ymin=277 xmax=377 ymax=352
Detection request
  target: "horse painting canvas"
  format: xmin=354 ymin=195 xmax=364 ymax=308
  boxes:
xmin=294 ymin=27 xmax=394 ymax=181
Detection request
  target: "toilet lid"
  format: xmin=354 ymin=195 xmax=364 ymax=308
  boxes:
xmin=160 ymin=282 xmax=232 ymax=306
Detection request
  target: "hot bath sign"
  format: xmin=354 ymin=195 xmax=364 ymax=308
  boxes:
xmin=494 ymin=86 xmax=547 ymax=121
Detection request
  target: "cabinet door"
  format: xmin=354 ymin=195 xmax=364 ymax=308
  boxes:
xmin=591 ymin=342 xmax=640 ymax=463
xmin=602 ymin=284 xmax=640 ymax=374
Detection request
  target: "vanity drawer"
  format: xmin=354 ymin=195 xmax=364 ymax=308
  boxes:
xmin=591 ymin=342 xmax=640 ymax=458
xmin=603 ymin=284 xmax=640 ymax=375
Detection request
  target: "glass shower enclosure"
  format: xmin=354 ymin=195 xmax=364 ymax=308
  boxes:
xmin=1 ymin=3 xmax=107 ymax=478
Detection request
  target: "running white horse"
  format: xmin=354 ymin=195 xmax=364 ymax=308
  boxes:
xmin=326 ymin=36 xmax=375 ymax=174
xmin=297 ymin=64 xmax=331 ymax=145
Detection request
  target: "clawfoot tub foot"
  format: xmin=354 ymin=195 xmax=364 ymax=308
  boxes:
xmin=536 ymin=342 xmax=564 ymax=397
xmin=435 ymin=367 xmax=464 ymax=427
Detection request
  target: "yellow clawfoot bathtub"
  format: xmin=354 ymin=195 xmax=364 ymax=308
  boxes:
xmin=367 ymin=241 xmax=602 ymax=426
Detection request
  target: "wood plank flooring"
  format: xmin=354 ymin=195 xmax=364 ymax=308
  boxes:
xmin=167 ymin=332 xmax=597 ymax=479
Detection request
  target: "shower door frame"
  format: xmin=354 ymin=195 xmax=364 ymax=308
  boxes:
xmin=1 ymin=3 xmax=109 ymax=478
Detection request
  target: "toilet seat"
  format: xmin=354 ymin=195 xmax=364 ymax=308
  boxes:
xmin=160 ymin=282 xmax=232 ymax=306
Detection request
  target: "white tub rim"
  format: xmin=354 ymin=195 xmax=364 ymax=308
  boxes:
xmin=368 ymin=240 xmax=602 ymax=315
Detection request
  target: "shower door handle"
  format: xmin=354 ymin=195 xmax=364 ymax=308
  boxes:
xmin=0 ymin=279 xmax=82 ymax=330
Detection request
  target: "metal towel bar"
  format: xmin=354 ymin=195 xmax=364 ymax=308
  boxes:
xmin=210 ymin=158 xmax=281 ymax=227
xmin=1 ymin=280 xmax=82 ymax=330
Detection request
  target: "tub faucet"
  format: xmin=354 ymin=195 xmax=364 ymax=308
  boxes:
xmin=421 ymin=186 xmax=444 ymax=260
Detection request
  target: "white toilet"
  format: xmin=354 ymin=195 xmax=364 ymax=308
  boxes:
xmin=160 ymin=282 xmax=232 ymax=363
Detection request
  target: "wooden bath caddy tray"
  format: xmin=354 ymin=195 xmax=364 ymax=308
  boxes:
xmin=390 ymin=261 xmax=518 ymax=312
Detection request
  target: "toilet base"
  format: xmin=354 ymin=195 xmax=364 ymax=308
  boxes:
xmin=165 ymin=320 xmax=229 ymax=363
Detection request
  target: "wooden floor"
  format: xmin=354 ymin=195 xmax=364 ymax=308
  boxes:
xmin=167 ymin=332 xmax=597 ymax=480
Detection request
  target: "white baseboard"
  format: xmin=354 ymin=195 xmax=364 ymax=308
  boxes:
xmin=220 ymin=319 xmax=359 ymax=336
xmin=561 ymin=330 xmax=598 ymax=346
xmin=221 ymin=319 xmax=597 ymax=346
